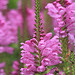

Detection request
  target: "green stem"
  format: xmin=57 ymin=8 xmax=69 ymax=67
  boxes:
xmin=71 ymin=51 xmax=75 ymax=75
xmin=18 ymin=27 xmax=23 ymax=75
xmin=35 ymin=0 xmax=42 ymax=66
xmin=35 ymin=0 xmax=41 ymax=42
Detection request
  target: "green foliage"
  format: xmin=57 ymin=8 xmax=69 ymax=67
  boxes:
xmin=61 ymin=37 xmax=71 ymax=75
xmin=71 ymin=52 xmax=75 ymax=75
xmin=8 ymin=0 xmax=18 ymax=9
xmin=0 ymin=49 xmax=19 ymax=75
xmin=9 ymin=43 xmax=18 ymax=49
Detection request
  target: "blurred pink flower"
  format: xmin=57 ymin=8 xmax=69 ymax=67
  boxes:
xmin=0 ymin=12 xmax=18 ymax=45
xmin=59 ymin=71 xmax=65 ymax=75
xmin=0 ymin=10 xmax=23 ymax=54
xmin=17 ymin=0 xmax=22 ymax=9
xmin=45 ymin=2 xmax=66 ymax=38
xmin=0 ymin=62 xmax=6 ymax=75
xmin=0 ymin=62 xmax=5 ymax=68
xmin=11 ymin=61 xmax=19 ymax=75
xmin=6 ymin=9 xmax=23 ymax=34
xmin=0 ymin=0 xmax=8 ymax=10
xmin=46 ymin=1 xmax=75 ymax=52
xmin=64 ymin=2 xmax=75 ymax=52
xmin=0 ymin=69 xmax=5 ymax=75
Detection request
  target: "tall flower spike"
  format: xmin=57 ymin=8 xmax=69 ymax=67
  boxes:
xmin=20 ymin=0 xmax=62 ymax=75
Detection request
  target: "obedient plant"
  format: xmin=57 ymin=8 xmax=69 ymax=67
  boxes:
xmin=0 ymin=0 xmax=23 ymax=74
xmin=0 ymin=4 xmax=23 ymax=54
xmin=20 ymin=0 xmax=62 ymax=75
xmin=0 ymin=0 xmax=75 ymax=75
xmin=0 ymin=12 xmax=15 ymax=54
xmin=46 ymin=0 xmax=75 ymax=75
xmin=0 ymin=10 xmax=22 ymax=54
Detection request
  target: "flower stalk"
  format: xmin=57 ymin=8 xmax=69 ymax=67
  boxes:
xmin=35 ymin=0 xmax=41 ymax=42
xmin=35 ymin=0 xmax=42 ymax=66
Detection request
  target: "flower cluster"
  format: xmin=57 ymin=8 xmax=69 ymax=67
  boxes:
xmin=0 ymin=12 xmax=15 ymax=54
xmin=0 ymin=9 xmax=23 ymax=54
xmin=65 ymin=2 xmax=75 ymax=51
xmin=11 ymin=61 xmax=19 ymax=75
xmin=45 ymin=0 xmax=75 ymax=52
xmin=20 ymin=32 xmax=62 ymax=75
xmin=6 ymin=9 xmax=23 ymax=34
xmin=45 ymin=0 xmax=66 ymax=38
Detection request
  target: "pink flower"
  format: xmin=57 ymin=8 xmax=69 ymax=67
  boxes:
xmin=11 ymin=61 xmax=19 ymax=75
xmin=17 ymin=0 xmax=22 ymax=9
xmin=0 ymin=12 xmax=18 ymax=45
xmin=20 ymin=57 xmax=35 ymax=65
xmin=0 ymin=8 xmax=23 ymax=54
xmin=20 ymin=68 xmax=34 ymax=75
xmin=41 ymin=58 xmax=50 ymax=66
xmin=0 ymin=0 xmax=8 ymax=10
xmin=0 ymin=46 xmax=14 ymax=54
xmin=59 ymin=71 xmax=65 ymax=75
xmin=37 ymin=65 xmax=45 ymax=72
xmin=25 ymin=64 xmax=36 ymax=71
xmin=11 ymin=71 xmax=18 ymax=75
xmin=64 ymin=2 xmax=75 ymax=51
xmin=45 ymin=3 xmax=60 ymax=18
xmin=7 ymin=10 xmax=23 ymax=27
xmin=6 ymin=10 xmax=23 ymax=34
xmin=12 ymin=61 xmax=19 ymax=70
xmin=0 ymin=69 xmax=5 ymax=75
xmin=64 ymin=0 xmax=72 ymax=6
xmin=0 ymin=12 xmax=19 ymax=54
xmin=0 ymin=62 xmax=5 ymax=68
xmin=45 ymin=2 xmax=66 ymax=38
